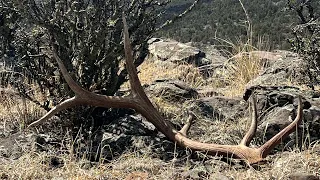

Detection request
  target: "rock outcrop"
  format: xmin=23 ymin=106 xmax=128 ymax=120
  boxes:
xmin=148 ymin=38 xmax=206 ymax=66
xmin=246 ymin=50 xmax=309 ymax=87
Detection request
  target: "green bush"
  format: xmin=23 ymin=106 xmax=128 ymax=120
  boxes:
xmin=0 ymin=0 xmax=176 ymax=132
xmin=288 ymin=0 xmax=320 ymax=85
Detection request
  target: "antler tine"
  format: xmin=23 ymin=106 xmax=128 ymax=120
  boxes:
xmin=179 ymin=111 xmax=196 ymax=137
xmin=122 ymin=14 xmax=142 ymax=93
xmin=240 ymin=94 xmax=258 ymax=146
xmin=259 ymin=95 xmax=303 ymax=158
xmin=122 ymin=14 xmax=156 ymax=106
xmin=27 ymin=48 xmax=87 ymax=129
xmin=52 ymin=48 xmax=88 ymax=96
xmin=27 ymin=97 xmax=80 ymax=128
xmin=28 ymin=37 xmax=135 ymax=128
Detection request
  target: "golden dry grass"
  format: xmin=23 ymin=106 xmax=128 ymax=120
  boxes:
xmin=220 ymin=39 xmax=264 ymax=97
xmin=0 ymin=142 xmax=319 ymax=179
xmin=0 ymin=88 xmax=45 ymax=130
xmin=224 ymin=52 xmax=262 ymax=97
xmin=136 ymin=60 xmax=206 ymax=88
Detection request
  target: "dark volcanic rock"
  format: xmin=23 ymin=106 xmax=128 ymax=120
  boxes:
xmin=191 ymin=96 xmax=248 ymax=121
xmin=145 ymin=79 xmax=198 ymax=101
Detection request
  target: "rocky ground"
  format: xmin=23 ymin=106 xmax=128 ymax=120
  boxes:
xmin=0 ymin=39 xmax=320 ymax=179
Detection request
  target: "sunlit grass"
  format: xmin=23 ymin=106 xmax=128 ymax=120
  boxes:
xmin=136 ymin=59 xmax=206 ymax=89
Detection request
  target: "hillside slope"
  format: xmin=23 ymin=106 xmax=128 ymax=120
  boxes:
xmin=157 ymin=0 xmax=314 ymax=50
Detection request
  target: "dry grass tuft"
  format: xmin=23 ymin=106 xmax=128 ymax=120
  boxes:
xmin=137 ymin=59 xmax=206 ymax=88
xmin=223 ymin=40 xmax=263 ymax=97
xmin=0 ymin=88 xmax=45 ymax=131
xmin=1 ymin=143 xmax=319 ymax=179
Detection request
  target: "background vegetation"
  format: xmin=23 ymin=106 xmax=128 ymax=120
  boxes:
xmin=157 ymin=0 xmax=320 ymax=50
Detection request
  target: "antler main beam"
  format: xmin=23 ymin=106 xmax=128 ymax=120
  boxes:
xmin=28 ymin=15 xmax=303 ymax=165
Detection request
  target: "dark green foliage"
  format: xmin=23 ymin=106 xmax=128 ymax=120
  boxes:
xmin=287 ymin=0 xmax=320 ymax=85
xmin=0 ymin=0 xmax=171 ymax=106
xmin=0 ymin=1 xmax=20 ymax=66
xmin=157 ymin=0 xmax=302 ymax=50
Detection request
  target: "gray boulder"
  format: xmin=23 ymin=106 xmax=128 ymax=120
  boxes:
xmin=191 ymin=96 xmax=249 ymax=121
xmin=148 ymin=38 xmax=206 ymax=66
xmin=196 ymin=44 xmax=228 ymax=78
xmin=145 ymin=79 xmax=198 ymax=101
xmin=247 ymin=50 xmax=309 ymax=87
xmin=288 ymin=172 xmax=320 ymax=180
xmin=100 ymin=114 xmax=157 ymax=159
xmin=99 ymin=114 xmax=183 ymax=160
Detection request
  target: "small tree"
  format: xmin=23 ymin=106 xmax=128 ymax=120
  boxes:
xmin=1 ymin=0 xmax=169 ymax=105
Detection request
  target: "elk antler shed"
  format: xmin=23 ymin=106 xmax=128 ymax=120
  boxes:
xmin=28 ymin=16 xmax=303 ymax=165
